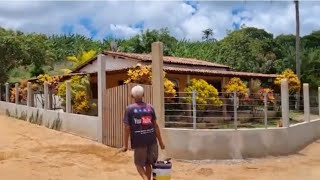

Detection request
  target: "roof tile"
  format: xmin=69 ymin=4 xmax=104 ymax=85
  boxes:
xmin=103 ymin=51 xmax=230 ymax=68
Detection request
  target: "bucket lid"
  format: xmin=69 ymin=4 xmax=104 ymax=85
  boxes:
xmin=153 ymin=161 xmax=172 ymax=169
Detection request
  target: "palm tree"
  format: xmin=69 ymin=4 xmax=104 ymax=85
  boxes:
xmin=202 ymin=28 xmax=214 ymax=41
xmin=294 ymin=0 xmax=301 ymax=110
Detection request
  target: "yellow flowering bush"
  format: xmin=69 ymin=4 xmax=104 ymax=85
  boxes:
xmin=258 ymin=88 xmax=275 ymax=103
xmin=224 ymin=77 xmax=249 ymax=98
xmin=125 ymin=65 xmax=151 ymax=84
xmin=36 ymin=74 xmax=61 ymax=93
xmin=184 ymin=78 xmax=222 ymax=110
xmin=57 ymin=75 xmax=95 ymax=114
xmin=73 ymin=91 xmax=91 ymax=113
xmin=274 ymin=69 xmax=301 ymax=93
xmin=66 ymin=50 xmax=97 ymax=68
xmin=125 ymin=65 xmax=176 ymax=99
xmin=10 ymin=80 xmax=29 ymax=103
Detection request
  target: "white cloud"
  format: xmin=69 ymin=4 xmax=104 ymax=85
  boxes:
xmin=0 ymin=1 xmax=319 ymax=41
xmin=110 ymin=24 xmax=140 ymax=38
xmin=73 ymin=24 xmax=92 ymax=38
xmin=181 ymin=15 xmax=212 ymax=40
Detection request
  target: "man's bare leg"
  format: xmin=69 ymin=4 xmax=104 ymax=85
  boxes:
xmin=136 ymin=165 xmax=148 ymax=180
xmin=146 ymin=164 xmax=152 ymax=180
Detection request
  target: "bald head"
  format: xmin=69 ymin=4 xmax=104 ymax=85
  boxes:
xmin=131 ymin=85 xmax=144 ymax=100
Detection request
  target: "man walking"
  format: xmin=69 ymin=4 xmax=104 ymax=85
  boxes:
xmin=122 ymin=85 xmax=165 ymax=180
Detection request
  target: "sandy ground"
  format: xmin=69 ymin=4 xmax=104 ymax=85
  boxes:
xmin=1 ymin=115 xmax=320 ymax=180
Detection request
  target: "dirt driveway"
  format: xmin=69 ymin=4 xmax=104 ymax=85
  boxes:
xmin=1 ymin=115 xmax=320 ymax=180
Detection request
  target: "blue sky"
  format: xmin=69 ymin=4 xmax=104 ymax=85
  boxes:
xmin=0 ymin=1 xmax=319 ymax=41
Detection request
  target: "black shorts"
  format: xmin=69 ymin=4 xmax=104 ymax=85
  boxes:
xmin=134 ymin=143 xmax=158 ymax=167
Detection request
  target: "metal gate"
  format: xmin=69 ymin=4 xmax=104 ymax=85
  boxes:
xmin=103 ymin=83 xmax=153 ymax=148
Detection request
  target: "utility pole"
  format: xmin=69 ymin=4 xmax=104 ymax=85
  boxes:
xmin=294 ymin=0 xmax=301 ymax=110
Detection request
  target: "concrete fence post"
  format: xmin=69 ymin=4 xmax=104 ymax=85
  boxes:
xmin=0 ymin=83 xmax=2 ymax=101
xmin=303 ymin=83 xmax=310 ymax=122
xmin=5 ymin=83 xmax=9 ymax=102
xmin=318 ymin=87 xmax=320 ymax=117
xmin=281 ymin=79 xmax=290 ymax=127
xmin=152 ymin=42 xmax=165 ymax=129
xmin=44 ymin=82 xmax=49 ymax=110
xmin=66 ymin=80 xmax=72 ymax=113
xmin=151 ymin=42 xmax=167 ymax=157
xmin=233 ymin=91 xmax=238 ymax=129
xmin=192 ymin=90 xmax=197 ymax=129
xmin=97 ymin=54 xmax=106 ymax=143
xmin=27 ymin=82 xmax=32 ymax=107
xmin=15 ymin=83 xmax=19 ymax=104
xmin=264 ymin=92 xmax=268 ymax=128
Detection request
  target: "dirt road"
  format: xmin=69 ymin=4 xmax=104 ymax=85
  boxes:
xmin=1 ymin=115 xmax=320 ymax=180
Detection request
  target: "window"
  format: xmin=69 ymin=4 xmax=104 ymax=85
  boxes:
xmin=118 ymin=80 xmax=125 ymax=86
xmin=90 ymin=82 xmax=98 ymax=99
xmin=207 ymin=80 xmax=222 ymax=94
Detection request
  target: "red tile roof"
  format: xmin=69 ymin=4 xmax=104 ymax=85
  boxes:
xmin=102 ymin=66 xmax=277 ymax=78
xmin=72 ymin=51 xmax=277 ymax=78
xmin=163 ymin=66 xmax=277 ymax=78
xmin=103 ymin=51 xmax=230 ymax=68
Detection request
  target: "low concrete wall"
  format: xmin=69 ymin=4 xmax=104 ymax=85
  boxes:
xmin=164 ymin=119 xmax=320 ymax=160
xmin=287 ymin=120 xmax=320 ymax=153
xmin=0 ymin=101 xmax=98 ymax=141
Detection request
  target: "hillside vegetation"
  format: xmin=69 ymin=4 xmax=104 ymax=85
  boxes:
xmin=1 ymin=27 xmax=320 ymax=88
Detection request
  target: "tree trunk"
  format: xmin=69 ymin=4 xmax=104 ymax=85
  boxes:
xmin=295 ymin=0 xmax=301 ymax=110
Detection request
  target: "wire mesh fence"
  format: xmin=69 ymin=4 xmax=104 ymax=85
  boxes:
xmin=287 ymin=93 xmax=320 ymax=123
xmin=310 ymin=94 xmax=319 ymax=116
xmin=164 ymin=90 xmax=318 ymax=129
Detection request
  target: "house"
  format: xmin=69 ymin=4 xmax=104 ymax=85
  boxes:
xmin=71 ymin=51 xmax=277 ymax=98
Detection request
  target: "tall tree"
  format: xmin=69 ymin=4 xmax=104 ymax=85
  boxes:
xmin=202 ymin=28 xmax=214 ymax=41
xmin=215 ymin=27 xmax=280 ymax=73
xmin=118 ymin=28 xmax=178 ymax=55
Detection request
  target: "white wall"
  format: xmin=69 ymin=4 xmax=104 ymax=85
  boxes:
xmin=0 ymin=101 xmax=98 ymax=141
xmin=164 ymin=119 xmax=320 ymax=160
xmin=2 ymin=98 xmax=320 ymax=161
xmin=78 ymin=56 xmax=140 ymax=73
